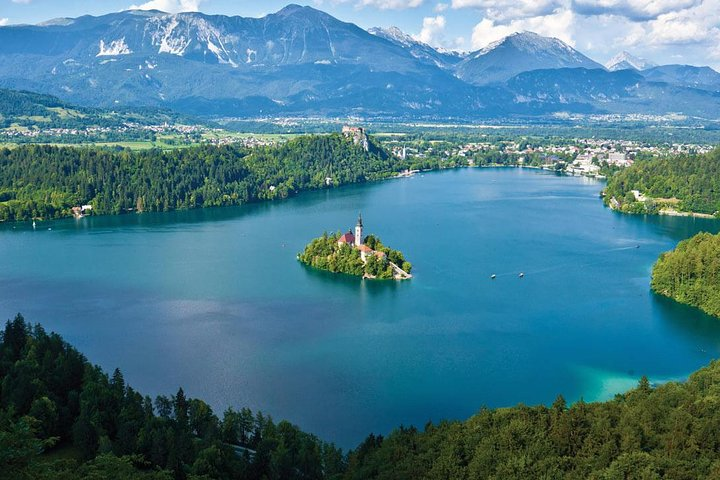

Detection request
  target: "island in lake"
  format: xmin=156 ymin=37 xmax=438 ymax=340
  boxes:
xmin=298 ymin=214 xmax=412 ymax=280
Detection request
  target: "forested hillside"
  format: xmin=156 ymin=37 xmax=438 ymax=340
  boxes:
xmin=8 ymin=314 xmax=720 ymax=479
xmin=343 ymin=371 xmax=720 ymax=479
xmin=0 ymin=134 xmax=398 ymax=222
xmin=0 ymin=314 xmax=345 ymax=480
xmin=604 ymin=148 xmax=720 ymax=215
xmin=652 ymin=232 xmax=720 ymax=318
xmin=0 ymin=88 xmax=187 ymax=130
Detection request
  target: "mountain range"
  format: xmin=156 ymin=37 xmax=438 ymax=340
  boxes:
xmin=0 ymin=4 xmax=719 ymax=120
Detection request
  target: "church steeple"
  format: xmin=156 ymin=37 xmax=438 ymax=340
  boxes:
xmin=355 ymin=213 xmax=363 ymax=247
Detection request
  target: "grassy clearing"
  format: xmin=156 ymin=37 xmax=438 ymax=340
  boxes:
xmin=47 ymin=106 xmax=86 ymax=119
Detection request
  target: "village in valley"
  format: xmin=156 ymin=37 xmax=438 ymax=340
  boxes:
xmin=384 ymin=135 xmax=715 ymax=179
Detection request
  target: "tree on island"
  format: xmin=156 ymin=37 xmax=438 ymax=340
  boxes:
xmin=298 ymin=220 xmax=412 ymax=280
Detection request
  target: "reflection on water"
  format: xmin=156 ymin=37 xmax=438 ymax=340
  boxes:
xmin=299 ymin=263 xmax=406 ymax=299
xmin=652 ymin=293 xmax=720 ymax=354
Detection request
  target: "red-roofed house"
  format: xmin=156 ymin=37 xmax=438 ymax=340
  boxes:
xmin=338 ymin=231 xmax=355 ymax=246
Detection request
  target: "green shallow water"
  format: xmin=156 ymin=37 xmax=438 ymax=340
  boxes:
xmin=2 ymin=167 xmax=720 ymax=448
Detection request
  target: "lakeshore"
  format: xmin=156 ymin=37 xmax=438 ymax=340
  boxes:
xmin=607 ymin=192 xmax=719 ymax=219
xmin=3 ymin=167 xmax=720 ymax=448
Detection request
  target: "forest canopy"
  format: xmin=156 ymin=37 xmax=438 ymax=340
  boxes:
xmin=651 ymin=231 xmax=720 ymax=318
xmin=603 ymin=147 xmax=720 ymax=215
xmin=0 ymin=314 xmax=345 ymax=480
xmin=0 ymin=134 xmax=399 ymax=222
xmin=9 ymin=315 xmax=720 ymax=478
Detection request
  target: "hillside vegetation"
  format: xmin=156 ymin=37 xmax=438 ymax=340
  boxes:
xmin=0 ymin=314 xmax=345 ymax=480
xmin=8 ymin=315 xmax=720 ymax=478
xmin=0 ymin=134 xmax=397 ymax=222
xmin=0 ymin=88 xmax=186 ymax=130
xmin=604 ymin=148 xmax=720 ymax=215
xmin=652 ymin=232 xmax=720 ymax=318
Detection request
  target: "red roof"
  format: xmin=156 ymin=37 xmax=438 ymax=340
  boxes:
xmin=358 ymin=245 xmax=372 ymax=252
xmin=338 ymin=232 xmax=355 ymax=244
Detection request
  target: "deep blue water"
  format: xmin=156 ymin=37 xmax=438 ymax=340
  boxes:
xmin=2 ymin=167 xmax=720 ymax=448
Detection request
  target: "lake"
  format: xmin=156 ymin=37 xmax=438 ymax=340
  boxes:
xmin=2 ymin=167 xmax=720 ymax=449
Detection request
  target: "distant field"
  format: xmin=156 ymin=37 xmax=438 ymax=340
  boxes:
xmin=1 ymin=140 xmax=183 ymax=150
xmin=201 ymin=131 xmax=300 ymax=142
xmin=0 ymin=131 xmax=299 ymax=151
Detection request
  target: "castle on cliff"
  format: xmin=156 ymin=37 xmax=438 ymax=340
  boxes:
xmin=342 ymin=126 xmax=369 ymax=152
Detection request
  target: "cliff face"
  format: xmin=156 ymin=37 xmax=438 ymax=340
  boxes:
xmin=342 ymin=126 xmax=369 ymax=152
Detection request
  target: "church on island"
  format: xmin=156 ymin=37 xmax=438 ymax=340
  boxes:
xmin=337 ymin=214 xmax=387 ymax=263
xmin=299 ymin=213 xmax=412 ymax=280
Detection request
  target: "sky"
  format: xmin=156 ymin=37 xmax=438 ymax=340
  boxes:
xmin=1 ymin=0 xmax=719 ymax=69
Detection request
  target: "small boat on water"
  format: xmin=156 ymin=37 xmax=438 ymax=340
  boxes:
xmin=519 ymin=272 xmax=525 ymax=278
xmin=491 ymin=274 xmax=496 ymax=280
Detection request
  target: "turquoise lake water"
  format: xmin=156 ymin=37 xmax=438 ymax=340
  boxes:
xmin=2 ymin=167 xmax=720 ymax=448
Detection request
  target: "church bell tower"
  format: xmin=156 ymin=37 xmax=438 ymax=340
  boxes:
xmin=355 ymin=213 xmax=363 ymax=247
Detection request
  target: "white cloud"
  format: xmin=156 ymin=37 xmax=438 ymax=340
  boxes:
xmin=573 ymin=0 xmax=701 ymax=21
xmin=470 ymin=8 xmax=575 ymax=49
xmin=434 ymin=2 xmax=449 ymax=12
xmin=11 ymin=0 xmax=32 ymax=4
xmin=451 ymin=0 xmax=565 ymax=21
xmin=324 ymin=0 xmax=424 ymax=9
xmin=128 ymin=0 xmax=204 ymax=13
xmin=0 ymin=18 xmax=8 ymax=26
xmin=620 ymin=1 xmax=720 ymax=47
xmin=356 ymin=0 xmax=424 ymax=8
xmin=413 ymin=15 xmax=446 ymax=44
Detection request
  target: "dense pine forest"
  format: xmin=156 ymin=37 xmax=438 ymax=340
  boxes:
xmin=0 ymin=134 xmax=398 ymax=222
xmin=603 ymin=148 xmax=720 ymax=215
xmin=7 ymin=314 xmax=720 ymax=479
xmin=0 ymin=314 xmax=346 ymax=480
xmin=652 ymin=232 xmax=720 ymax=318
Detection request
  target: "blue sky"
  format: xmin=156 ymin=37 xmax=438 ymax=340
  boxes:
xmin=1 ymin=0 xmax=719 ymax=68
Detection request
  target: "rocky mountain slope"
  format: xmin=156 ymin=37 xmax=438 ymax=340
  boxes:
xmin=605 ymin=51 xmax=656 ymax=71
xmin=456 ymin=32 xmax=603 ymax=85
xmin=1 ymin=5 xmax=719 ymax=119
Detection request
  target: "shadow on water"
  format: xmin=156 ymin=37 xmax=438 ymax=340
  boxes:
xmin=297 ymin=262 xmax=407 ymax=300
xmin=652 ymin=293 xmax=720 ymax=353
xmin=635 ymin=214 xmax=720 ymax=242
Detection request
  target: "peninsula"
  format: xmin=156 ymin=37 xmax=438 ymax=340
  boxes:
xmin=651 ymin=232 xmax=720 ymax=318
xmin=603 ymin=147 xmax=720 ymax=217
xmin=298 ymin=214 xmax=412 ymax=280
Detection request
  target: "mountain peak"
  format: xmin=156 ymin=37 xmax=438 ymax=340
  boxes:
xmin=605 ymin=51 xmax=656 ymax=71
xmin=275 ymin=4 xmax=324 ymax=17
xmin=477 ymin=31 xmax=576 ymax=58
xmin=369 ymin=26 xmax=417 ymax=47
xmin=368 ymin=25 xmax=464 ymax=69
xmin=459 ymin=31 xmax=603 ymax=85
